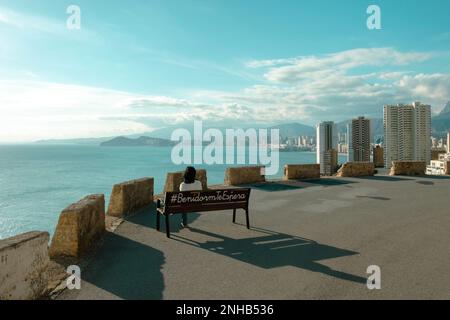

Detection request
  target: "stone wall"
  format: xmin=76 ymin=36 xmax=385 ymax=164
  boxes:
xmin=163 ymin=170 xmax=208 ymax=193
xmin=108 ymin=178 xmax=154 ymax=217
xmin=336 ymin=162 xmax=375 ymax=177
xmin=0 ymin=231 xmax=50 ymax=300
xmin=224 ymin=166 xmax=265 ymax=186
xmin=389 ymin=161 xmax=426 ymax=176
xmin=283 ymin=164 xmax=320 ymax=180
xmin=49 ymin=194 xmax=105 ymax=258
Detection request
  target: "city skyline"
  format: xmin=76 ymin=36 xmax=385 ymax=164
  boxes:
xmin=1 ymin=0 xmax=450 ymax=142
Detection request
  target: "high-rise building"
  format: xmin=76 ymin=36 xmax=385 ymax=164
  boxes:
xmin=447 ymin=132 xmax=450 ymax=154
xmin=383 ymin=102 xmax=431 ymax=168
xmin=323 ymin=149 xmax=338 ymax=176
xmin=316 ymin=121 xmax=338 ymax=174
xmin=373 ymin=145 xmax=384 ymax=168
xmin=347 ymin=116 xmax=371 ymax=162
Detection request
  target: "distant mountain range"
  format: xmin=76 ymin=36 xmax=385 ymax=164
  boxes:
xmin=335 ymin=118 xmax=384 ymax=138
xmin=34 ymin=101 xmax=450 ymax=145
xmin=440 ymin=101 xmax=450 ymax=116
xmin=433 ymin=101 xmax=450 ymax=136
xmin=269 ymin=123 xmax=316 ymax=138
xmin=35 ymin=136 xmax=114 ymax=145
xmin=100 ymin=136 xmax=175 ymax=147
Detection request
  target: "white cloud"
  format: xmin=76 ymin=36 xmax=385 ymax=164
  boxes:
xmin=0 ymin=80 xmax=149 ymax=142
xmin=1 ymin=47 xmax=449 ymax=142
xmin=396 ymin=73 xmax=450 ymax=103
xmin=247 ymin=48 xmax=432 ymax=83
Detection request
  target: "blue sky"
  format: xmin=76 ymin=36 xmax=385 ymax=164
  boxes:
xmin=1 ymin=0 xmax=450 ymax=142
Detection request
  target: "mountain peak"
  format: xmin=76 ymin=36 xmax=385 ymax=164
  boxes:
xmin=439 ymin=101 xmax=450 ymax=115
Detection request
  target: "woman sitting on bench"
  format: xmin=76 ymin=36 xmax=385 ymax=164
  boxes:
xmin=179 ymin=166 xmax=202 ymax=228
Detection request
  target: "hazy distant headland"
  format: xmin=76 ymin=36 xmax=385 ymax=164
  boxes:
xmin=100 ymin=136 xmax=176 ymax=147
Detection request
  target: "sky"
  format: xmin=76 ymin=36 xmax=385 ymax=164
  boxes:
xmin=0 ymin=0 xmax=450 ymax=142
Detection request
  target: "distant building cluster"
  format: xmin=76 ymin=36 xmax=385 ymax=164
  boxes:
xmin=427 ymin=131 xmax=450 ymax=175
xmin=279 ymin=101 xmax=449 ymax=176
xmin=279 ymin=135 xmax=315 ymax=151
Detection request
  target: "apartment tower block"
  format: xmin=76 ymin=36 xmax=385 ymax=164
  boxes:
xmin=383 ymin=102 xmax=431 ymax=168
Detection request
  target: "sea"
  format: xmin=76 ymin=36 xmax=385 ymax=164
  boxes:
xmin=0 ymin=145 xmax=347 ymax=240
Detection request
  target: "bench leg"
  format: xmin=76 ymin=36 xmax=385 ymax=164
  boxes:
xmin=232 ymin=209 xmax=236 ymax=223
xmin=165 ymin=214 xmax=170 ymax=238
xmin=156 ymin=212 xmax=160 ymax=231
xmin=245 ymin=209 xmax=250 ymax=229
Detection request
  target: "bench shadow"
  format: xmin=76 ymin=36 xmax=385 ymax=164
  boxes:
xmin=172 ymin=226 xmax=366 ymax=285
xmin=81 ymin=232 xmax=165 ymax=300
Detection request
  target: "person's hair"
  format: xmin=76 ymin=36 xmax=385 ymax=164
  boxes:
xmin=183 ymin=166 xmax=197 ymax=184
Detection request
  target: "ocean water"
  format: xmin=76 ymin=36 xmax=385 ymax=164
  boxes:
xmin=0 ymin=145 xmax=346 ymax=240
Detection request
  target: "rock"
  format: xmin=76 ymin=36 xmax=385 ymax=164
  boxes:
xmin=389 ymin=161 xmax=426 ymax=176
xmin=107 ymin=178 xmax=154 ymax=217
xmin=224 ymin=166 xmax=265 ymax=186
xmin=283 ymin=164 xmax=320 ymax=180
xmin=49 ymin=194 xmax=105 ymax=259
xmin=336 ymin=162 xmax=375 ymax=177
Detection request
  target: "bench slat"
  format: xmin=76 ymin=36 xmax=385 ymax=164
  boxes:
xmin=162 ymin=188 xmax=251 ymax=215
xmin=156 ymin=188 xmax=251 ymax=238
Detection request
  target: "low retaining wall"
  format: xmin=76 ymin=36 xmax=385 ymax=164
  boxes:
xmin=283 ymin=164 xmax=320 ymax=180
xmin=0 ymin=231 xmax=50 ymax=300
xmin=224 ymin=166 xmax=265 ymax=186
xmin=389 ymin=161 xmax=426 ymax=176
xmin=336 ymin=162 xmax=375 ymax=177
xmin=49 ymin=194 xmax=105 ymax=258
xmin=164 ymin=170 xmax=207 ymax=192
xmin=108 ymin=178 xmax=154 ymax=217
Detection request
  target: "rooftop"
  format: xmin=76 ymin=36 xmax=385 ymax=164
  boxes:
xmin=59 ymin=174 xmax=450 ymax=300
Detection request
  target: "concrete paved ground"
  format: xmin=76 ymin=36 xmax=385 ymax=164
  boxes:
xmin=59 ymin=174 xmax=450 ymax=300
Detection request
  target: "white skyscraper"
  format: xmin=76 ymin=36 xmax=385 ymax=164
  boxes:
xmin=316 ymin=121 xmax=338 ymax=174
xmin=347 ymin=116 xmax=371 ymax=162
xmin=383 ymin=102 xmax=431 ymax=168
xmin=447 ymin=132 xmax=450 ymax=154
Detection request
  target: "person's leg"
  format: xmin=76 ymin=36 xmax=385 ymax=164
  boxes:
xmin=182 ymin=213 xmax=188 ymax=227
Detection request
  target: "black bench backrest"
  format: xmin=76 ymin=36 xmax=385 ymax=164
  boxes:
xmin=163 ymin=188 xmax=251 ymax=214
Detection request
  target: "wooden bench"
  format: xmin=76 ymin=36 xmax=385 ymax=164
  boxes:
xmin=156 ymin=188 xmax=251 ymax=238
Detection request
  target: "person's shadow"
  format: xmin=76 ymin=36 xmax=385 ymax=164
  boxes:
xmin=173 ymin=226 xmax=367 ymax=284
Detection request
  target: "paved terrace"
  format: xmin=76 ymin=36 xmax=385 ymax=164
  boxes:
xmin=59 ymin=174 xmax=450 ymax=300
